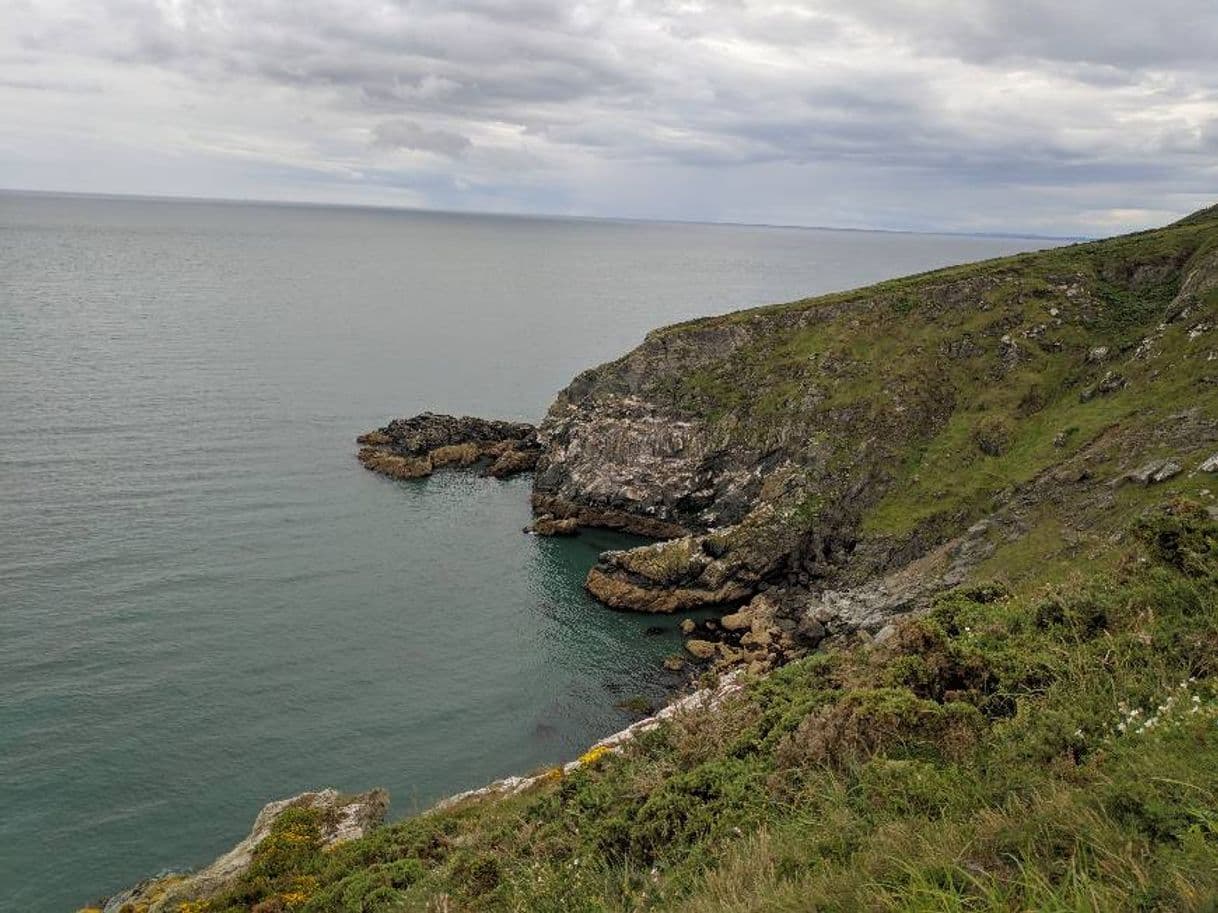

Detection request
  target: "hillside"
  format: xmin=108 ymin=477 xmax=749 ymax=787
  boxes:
xmin=90 ymin=206 xmax=1218 ymax=913
xmin=535 ymin=204 xmax=1218 ymax=657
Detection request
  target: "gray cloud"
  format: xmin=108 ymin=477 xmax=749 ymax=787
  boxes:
xmin=1 ymin=0 xmax=1216 ymax=234
xmin=371 ymin=119 xmax=471 ymax=157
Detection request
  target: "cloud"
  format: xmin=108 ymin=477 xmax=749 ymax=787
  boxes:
xmin=1 ymin=0 xmax=1216 ymax=235
xmin=370 ymin=119 xmax=471 ymax=157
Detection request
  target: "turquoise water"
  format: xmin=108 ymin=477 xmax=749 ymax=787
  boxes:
xmin=0 ymin=192 xmax=1053 ymax=911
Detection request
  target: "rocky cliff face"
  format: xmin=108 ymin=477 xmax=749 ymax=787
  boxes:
xmin=530 ymin=207 xmax=1218 ymax=663
xmin=353 ymin=208 xmax=1218 ymax=674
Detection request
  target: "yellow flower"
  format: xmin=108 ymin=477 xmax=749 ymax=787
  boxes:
xmin=578 ymin=745 xmax=612 ymax=766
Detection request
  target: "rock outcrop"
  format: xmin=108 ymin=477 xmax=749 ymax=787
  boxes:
xmin=361 ymin=205 xmax=1218 ymax=662
xmin=102 ymin=789 xmax=388 ymax=913
xmin=526 ymin=203 xmax=1218 ymax=636
xmin=357 ymin=412 xmax=539 ymax=481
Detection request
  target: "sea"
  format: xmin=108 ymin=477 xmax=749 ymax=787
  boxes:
xmin=0 ymin=191 xmax=1056 ymax=911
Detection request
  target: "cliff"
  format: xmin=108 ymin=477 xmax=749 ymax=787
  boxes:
xmin=530 ymin=204 xmax=1218 ymax=667
xmin=93 ymin=205 xmax=1218 ymax=913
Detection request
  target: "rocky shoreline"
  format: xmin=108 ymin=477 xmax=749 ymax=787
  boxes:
xmin=350 ymin=408 xmax=992 ymax=675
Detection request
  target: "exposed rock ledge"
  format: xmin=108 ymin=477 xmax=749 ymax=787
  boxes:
xmin=432 ymin=671 xmax=743 ymax=811
xmin=101 ymin=788 xmax=388 ymax=913
xmin=357 ymin=412 xmax=539 ymax=481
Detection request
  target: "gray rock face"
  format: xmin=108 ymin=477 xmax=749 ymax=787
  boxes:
xmin=533 ymin=322 xmax=779 ymax=536
xmin=1121 ymin=459 xmax=1184 ymax=486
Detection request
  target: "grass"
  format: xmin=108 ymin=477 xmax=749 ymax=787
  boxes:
xmin=146 ymin=498 xmax=1218 ymax=913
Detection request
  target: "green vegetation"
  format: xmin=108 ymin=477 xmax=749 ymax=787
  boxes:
xmin=104 ymin=208 xmax=1218 ymax=912
xmin=160 ymin=498 xmax=1218 ymax=912
xmin=650 ymin=207 xmax=1218 ymax=578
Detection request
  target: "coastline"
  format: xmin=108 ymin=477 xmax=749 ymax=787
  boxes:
xmin=84 ymin=202 xmax=1218 ymax=911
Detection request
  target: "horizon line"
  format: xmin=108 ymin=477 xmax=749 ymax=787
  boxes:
xmin=0 ymin=185 xmax=1091 ymax=243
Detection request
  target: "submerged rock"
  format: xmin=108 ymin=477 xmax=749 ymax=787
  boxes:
xmin=357 ymin=412 xmax=539 ymax=481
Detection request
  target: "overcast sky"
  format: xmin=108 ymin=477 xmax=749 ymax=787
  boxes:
xmin=2 ymin=1 xmax=1215 ymax=235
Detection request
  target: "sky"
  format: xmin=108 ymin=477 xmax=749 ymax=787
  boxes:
xmin=1 ymin=0 xmax=1216 ymax=236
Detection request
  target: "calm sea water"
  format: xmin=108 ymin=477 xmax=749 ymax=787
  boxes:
xmin=0 ymin=192 xmax=1054 ymax=912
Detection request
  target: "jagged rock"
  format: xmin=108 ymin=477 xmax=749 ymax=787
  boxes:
xmin=1200 ymin=453 xmax=1218 ymax=473
xmin=663 ymin=654 xmax=686 ymax=671
xmin=529 ymin=515 xmax=579 ymax=536
xmin=488 ymin=446 xmax=540 ymax=478
xmin=1152 ymin=461 xmax=1183 ymax=483
xmin=357 ymin=413 xmax=539 ymax=481
xmin=795 ymin=615 xmax=827 ymax=646
xmin=583 ymin=506 xmax=796 ymax=612
xmin=684 ymin=639 xmax=717 ymax=660
xmin=720 ymin=608 xmax=753 ymax=631
xmin=679 ymin=618 xmax=696 ymax=635
xmin=104 ymin=789 xmax=388 ymax=913
xmin=1120 ymin=459 xmax=1184 ymax=486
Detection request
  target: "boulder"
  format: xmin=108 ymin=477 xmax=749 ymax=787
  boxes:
xmin=488 ymin=446 xmax=540 ymax=478
xmin=684 ymin=639 xmax=717 ymax=660
xmin=1120 ymin=459 xmax=1184 ymax=486
xmin=530 ymin=515 xmax=580 ymax=536
xmin=720 ymin=608 xmax=753 ymax=632
xmin=1200 ymin=453 xmax=1218 ymax=473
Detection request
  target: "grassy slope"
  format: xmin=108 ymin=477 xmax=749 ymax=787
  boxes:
xmin=648 ymin=208 xmax=1218 ymax=585
xmin=149 ymin=500 xmax=1218 ymax=913
xmin=96 ymin=211 xmax=1218 ymax=913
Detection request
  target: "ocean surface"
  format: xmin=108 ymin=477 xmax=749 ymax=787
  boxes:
xmin=0 ymin=191 xmax=1055 ymax=912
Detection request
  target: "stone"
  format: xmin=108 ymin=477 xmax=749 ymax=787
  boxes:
xmin=740 ymin=628 xmax=772 ymax=649
xmin=530 ymin=515 xmax=579 ymax=536
xmin=795 ymin=615 xmax=827 ymax=646
xmin=1200 ymin=453 xmax=1218 ymax=473
xmin=663 ymin=654 xmax=686 ymax=671
xmin=1151 ymin=461 xmax=1183 ymax=483
xmin=1121 ymin=459 xmax=1183 ymax=486
xmin=684 ymin=639 xmax=717 ymax=660
xmin=488 ymin=446 xmax=540 ymax=478
xmin=873 ymin=624 xmax=898 ymax=645
xmin=720 ymin=608 xmax=753 ymax=631
xmin=679 ymin=618 xmax=696 ymax=635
